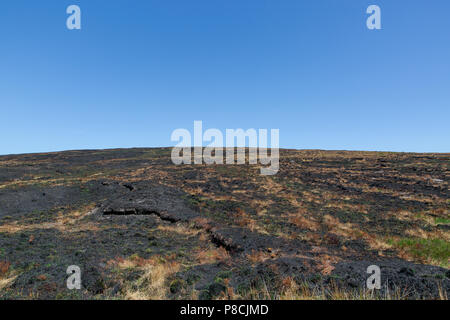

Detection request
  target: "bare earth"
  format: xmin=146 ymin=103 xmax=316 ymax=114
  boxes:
xmin=0 ymin=148 xmax=448 ymax=299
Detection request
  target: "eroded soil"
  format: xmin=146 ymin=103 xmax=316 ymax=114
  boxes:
xmin=0 ymin=148 xmax=448 ymax=299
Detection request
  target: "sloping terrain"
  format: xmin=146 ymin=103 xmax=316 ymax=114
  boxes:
xmin=0 ymin=148 xmax=448 ymax=299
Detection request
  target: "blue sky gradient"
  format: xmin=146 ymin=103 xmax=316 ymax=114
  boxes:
xmin=0 ymin=0 xmax=449 ymax=154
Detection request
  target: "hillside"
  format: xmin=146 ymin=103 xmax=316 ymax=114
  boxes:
xmin=0 ymin=148 xmax=448 ymax=299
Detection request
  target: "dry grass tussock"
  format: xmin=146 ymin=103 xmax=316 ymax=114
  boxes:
xmin=112 ymin=254 xmax=182 ymax=300
xmin=230 ymin=276 xmax=446 ymax=300
xmin=0 ymin=204 xmax=99 ymax=234
xmin=0 ymin=261 xmax=18 ymax=291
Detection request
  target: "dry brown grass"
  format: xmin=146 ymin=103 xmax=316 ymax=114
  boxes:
xmin=111 ymin=254 xmax=181 ymax=300
xmin=234 ymin=208 xmax=257 ymax=231
xmin=194 ymin=247 xmax=230 ymax=265
xmin=125 ymin=261 xmax=181 ymax=300
xmin=156 ymin=224 xmax=200 ymax=237
xmin=235 ymin=277 xmax=424 ymax=300
xmin=0 ymin=261 xmax=10 ymax=276
xmin=324 ymin=201 xmax=369 ymax=215
xmin=192 ymin=217 xmax=213 ymax=231
xmin=0 ymin=261 xmax=18 ymax=292
xmin=316 ymin=254 xmax=339 ymax=275
xmin=323 ymin=214 xmax=367 ymax=240
xmin=0 ymin=204 xmax=99 ymax=234
xmin=405 ymin=227 xmax=450 ymax=242
xmin=246 ymin=249 xmax=274 ymax=264
xmin=289 ymin=215 xmax=319 ymax=231
xmin=0 ymin=274 xmax=18 ymax=291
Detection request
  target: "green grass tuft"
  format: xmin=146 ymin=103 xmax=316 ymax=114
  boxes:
xmin=434 ymin=217 xmax=450 ymax=225
xmin=392 ymin=238 xmax=450 ymax=268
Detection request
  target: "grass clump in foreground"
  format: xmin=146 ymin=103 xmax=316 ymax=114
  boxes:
xmin=435 ymin=217 xmax=450 ymax=225
xmin=220 ymin=277 xmax=448 ymax=300
xmin=389 ymin=238 xmax=450 ymax=268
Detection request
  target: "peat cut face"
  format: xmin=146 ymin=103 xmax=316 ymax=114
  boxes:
xmin=103 ymin=208 xmax=160 ymax=216
xmin=98 ymin=180 xmax=200 ymax=223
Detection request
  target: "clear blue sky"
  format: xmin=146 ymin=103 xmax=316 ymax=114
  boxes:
xmin=1 ymin=0 xmax=449 ymax=155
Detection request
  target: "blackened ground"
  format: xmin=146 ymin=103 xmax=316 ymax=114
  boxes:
xmin=0 ymin=148 xmax=448 ymax=299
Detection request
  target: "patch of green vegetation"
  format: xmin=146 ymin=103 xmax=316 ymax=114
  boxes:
xmin=390 ymin=238 xmax=450 ymax=267
xmin=169 ymin=279 xmax=185 ymax=294
xmin=434 ymin=217 xmax=450 ymax=225
xmin=183 ymin=194 xmax=203 ymax=208
xmin=214 ymin=270 xmax=232 ymax=284
xmin=185 ymin=273 xmax=201 ymax=286
xmin=129 ymin=253 xmax=140 ymax=260
xmin=199 ymin=282 xmax=227 ymax=299
xmin=80 ymin=186 xmax=91 ymax=194
xmin=309 ymin=273 xmax=323 ymax=283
